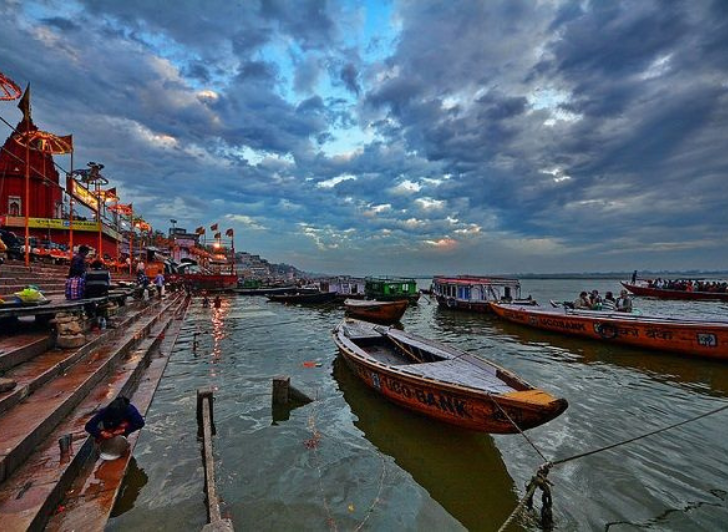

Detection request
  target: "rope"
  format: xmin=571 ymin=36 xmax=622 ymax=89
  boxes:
xmin=552 ymin=401 xmax=728 ymax=466
xmin=486 ymin=393 xmax=550 ymax=463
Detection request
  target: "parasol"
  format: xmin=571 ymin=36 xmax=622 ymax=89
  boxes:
xmin=14 ymin=130 xmax=73 ymax=154
xmin=0 ymin=71 xmax=21 ymax=101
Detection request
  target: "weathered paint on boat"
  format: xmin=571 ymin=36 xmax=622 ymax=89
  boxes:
xmin=344 ymin=298 xmax=409 ymax=324
xmin=490 ymin=302 xmax=728 ymax=360
xmin=621 ymin=281 xmax=728 ymax=302
xmin=332 ymin=319 xmax=567 ymax=433
xmin=432 ymin=275 xmax=525 ymax=313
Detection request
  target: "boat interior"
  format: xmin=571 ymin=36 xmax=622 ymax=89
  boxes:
xmin=342 ymin=323 xmax=528 ymax=394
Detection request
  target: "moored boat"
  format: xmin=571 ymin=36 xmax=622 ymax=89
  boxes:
xmin=364 ymin=277 xmax=420 ymax=304
xmin=332 ymin=319 xmax=568 ymax=433
xmin=621 ymin=280 xmax=728 ymax=302
xmin=267 ymin=291 xmax=337 ymax=304
xmin=490 ymin=302 xmax=728 ymax=360
xmin=344 ymin=298 xmax=409 ymax=324
xmin=432 ymin=275 xmax=530 ymax=312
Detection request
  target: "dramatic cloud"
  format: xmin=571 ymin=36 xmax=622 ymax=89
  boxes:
xmin=1 ymin=0 xmax=726 ymax=275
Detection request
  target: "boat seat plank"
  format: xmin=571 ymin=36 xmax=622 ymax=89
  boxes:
xmin=398 ymin=357 xmax=515 ymax=394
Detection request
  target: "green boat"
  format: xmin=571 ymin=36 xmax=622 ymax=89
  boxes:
xmin=364 ymin=277 xmax=420 ymax=304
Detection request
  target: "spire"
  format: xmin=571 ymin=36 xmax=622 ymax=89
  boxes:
xmin=17 ymin=83 xmax=31 ymax=122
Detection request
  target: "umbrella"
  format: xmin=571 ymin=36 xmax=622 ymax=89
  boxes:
xmin=14 ymin=130 xmax=73 ymax=154
xmin=0 ymin=71 xmax=21 ymax=101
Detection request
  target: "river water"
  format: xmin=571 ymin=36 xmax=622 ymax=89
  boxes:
xmin=107 ymin=279 xmax=728 ymax=531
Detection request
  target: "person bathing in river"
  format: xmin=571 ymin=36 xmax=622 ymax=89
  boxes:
xmin=85 ymin=396 xmax=145 ymax=442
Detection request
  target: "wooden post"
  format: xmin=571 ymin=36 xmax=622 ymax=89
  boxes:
xmin=272 ymin=376 xmax=290 ymax=406
xmin=196 ymin=388 xmax=234 ymax=531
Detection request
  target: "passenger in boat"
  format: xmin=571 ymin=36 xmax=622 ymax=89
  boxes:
xmin=573 ymin=291 xmax=591 ymax=309
xmin=602 ymin=291 xmax=616 ymax=311
xmin=616 ymin=290 xmax=633 ymax=313
xmin=589 ymin=290 xmax=603 ymax=310
xmin=631 ymin=270 xmax=638 ymax=283
xmin=85 ymin=396 xmax=145 ymax=442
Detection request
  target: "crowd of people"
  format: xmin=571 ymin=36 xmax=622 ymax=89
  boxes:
xmin=647 ymin=278 xmax=728 ymax=293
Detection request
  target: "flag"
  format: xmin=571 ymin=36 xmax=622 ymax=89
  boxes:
xmin=210 ymin=223 xmax=218 ymax=231
xmin=58 ymin=134 xmax=73 ymax=154
xmin=18 ymin=83 xmax=31 ymax=122
xmin=195 ymin=226 xmax=205 ymax=235
xmin=225 ymin=228 xmax=234 ymax=237
xmin=214 ymin=232 xmax=221 ymax=239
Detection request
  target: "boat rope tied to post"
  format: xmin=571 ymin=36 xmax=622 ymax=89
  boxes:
xmin=494 ymin=401 xmax=728 ymax=531
xmin=496 ymin=462 xmax=553 ymax=532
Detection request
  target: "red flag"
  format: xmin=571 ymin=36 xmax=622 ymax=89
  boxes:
xmin=210 ymin=223 xmax=218 ymax=231
xmin=214 ymin=232 xmax=221 ymax=239
xmin=195 ymin=226 xmax=205 ymax=234
xmin=58 ymin=134 xmax=73 ymax=153
xmin=17 ymin=83 xmax=31 ymax=121
xmin=225 ymin=228 xmax=234 ymax=237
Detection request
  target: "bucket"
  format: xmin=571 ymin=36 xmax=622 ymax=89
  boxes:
xmin=98 ymin=435 xmax=129 ymax=460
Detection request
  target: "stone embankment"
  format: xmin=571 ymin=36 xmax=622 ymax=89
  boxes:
xmin=0 ymin=260 xmax=189 ymax=531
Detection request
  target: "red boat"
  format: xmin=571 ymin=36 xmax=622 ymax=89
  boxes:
xmin=621 ymin=281 xmax=728 ymax=302
xmin=180 ymin=272 xmax=238 ymax=291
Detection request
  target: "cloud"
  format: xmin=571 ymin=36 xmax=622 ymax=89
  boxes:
xmin=1 ymin=0 xmax=726 ymax=276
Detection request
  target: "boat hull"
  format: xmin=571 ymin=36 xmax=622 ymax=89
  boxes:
xmin=344 ymin=299 xmax=409 ymax=324
xmin=267 ymin=291 xmax=337 ymax=304
xmin=621 ymin=281 xmax=728 ymax=301
xmin=333 ymin=321 xmax=567 ymax=433
xmin=490 ymin=303 xmax=728 ymax=360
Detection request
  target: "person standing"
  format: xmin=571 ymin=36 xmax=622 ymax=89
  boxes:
xmin=154 ymin=271 xmax=165 ymax=299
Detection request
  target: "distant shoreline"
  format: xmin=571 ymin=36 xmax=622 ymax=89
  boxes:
xmin=408 ymin=272 xmax=728 ymax=281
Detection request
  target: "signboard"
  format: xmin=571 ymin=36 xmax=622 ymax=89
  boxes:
xmin=1 ymin=216 xmax=121 ymax=240
xmin=67 ymin=178 xmax=99 ymax=212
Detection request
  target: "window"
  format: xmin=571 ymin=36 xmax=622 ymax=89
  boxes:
xmin=8 ymin=196 xmax=21 ymax=216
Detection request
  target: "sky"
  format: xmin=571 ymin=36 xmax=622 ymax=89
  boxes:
xmin=0 ymin=0 xmax=727 ymax=276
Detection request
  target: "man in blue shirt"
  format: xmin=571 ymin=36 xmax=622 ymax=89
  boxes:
xmin=85 ymin=396 xmax=145 ymax=441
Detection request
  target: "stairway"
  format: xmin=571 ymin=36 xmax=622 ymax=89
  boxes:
xmin=0 ymin=259 xmax=136 ymax=301
xmin=0 ymin=290 xmax=189 ymax=531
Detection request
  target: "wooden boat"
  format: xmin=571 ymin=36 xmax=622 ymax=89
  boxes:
xmin=490 ymin=302 xmax=728 ymax=360
xmin=267 ymin=291 xmax=337 ymax=304
xmin=234 ymin=286 xmax=297 ymax=296
xmin=432 ymin=275 xmax=530 ymax=313
xmin=364 ymin=277 xmax=420 ymax=304
xmin=621 ymin=281 xmax=728 ymax=302
xmin=344 ymin=298 xmax=409 ymax=324
xmin=332 ymin=319 xmax=568 ymax=433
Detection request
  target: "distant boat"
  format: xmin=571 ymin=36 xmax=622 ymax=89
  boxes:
xmin=344 ymin=298 xmax=409 ymax=324
xmin=490 ymin=302 xmax=728 ymax=360
xmin=267 ymin=291 xmax=337 ymax=304
xmin=432 ymin=275 xmax=531 ymax=313
xmin=235 ymin=286 xmax=297 ymax=296
xmin=364 ymin=277 xmax=420 ymax=304
xmin=621 ymin=281 xmax=728 ymax=302
xmin=332 ymin=319 xmax=568 ymax=433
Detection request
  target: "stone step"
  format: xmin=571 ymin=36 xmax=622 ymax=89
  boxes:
xmin=46 ymin=298 xmax=189 ymax=532
xmin=0 ymin=295 xmax=181 ymax=486
xmin=0 ymin=301 xmax=151 ymax=416
xmin=0 ymin=297 xmax=187 ymax=531
xmin=0 ymin=333 xmax=53 ymax=373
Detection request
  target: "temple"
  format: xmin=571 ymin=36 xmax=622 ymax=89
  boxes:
xmin=0 ymin=111 xmax=123 ymax=259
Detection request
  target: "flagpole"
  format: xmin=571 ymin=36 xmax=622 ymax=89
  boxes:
xmin=24 ymin=122 xmax=30 ymax=267
xmin=68 ymin=153 xmax=74 ymax=260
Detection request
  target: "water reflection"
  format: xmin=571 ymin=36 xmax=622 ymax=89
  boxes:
xmin=332 ymin=357 xmax=521 ymax=531
xmin=110 ymin=457 xmax=148 ymax=517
